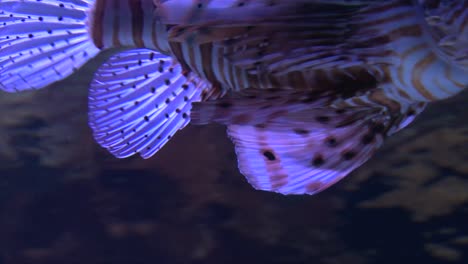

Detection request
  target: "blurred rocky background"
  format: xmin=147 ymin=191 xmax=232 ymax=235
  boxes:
xmin=0 ymin=53 xmax=467 ymax=264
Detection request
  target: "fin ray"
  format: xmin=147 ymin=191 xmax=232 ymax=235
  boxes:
xmin=88 ymin=49 xmax=219 ymax=159
xmin=226 ymin=103 xmax=424 ymax=195
xmin=0 ymin=0 xmax=99 ymax=92
xmin=226 ymin=109 xmax=383 ymax=195
xmin=191 ymin=88 xmax=426 ymax=195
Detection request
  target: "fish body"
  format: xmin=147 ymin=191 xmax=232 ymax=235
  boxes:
xmin=0 ymin=0 xmax=466 ymax=195
xmin=187 ymin=0 xmax=467 ymax=101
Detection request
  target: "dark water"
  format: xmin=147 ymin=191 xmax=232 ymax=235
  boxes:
xmin=0 ymin=53 xmax=467 ymax=264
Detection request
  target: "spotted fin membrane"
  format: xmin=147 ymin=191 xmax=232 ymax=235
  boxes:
xmin=191 ymin=88 xmax=427 ymax=195
xmin=88 ymin=49 xmax=219 ymax=159
xmin=0 ymin=0 xmax=99 ymax=92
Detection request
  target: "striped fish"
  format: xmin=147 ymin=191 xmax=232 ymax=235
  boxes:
xmin=199 ymin=0 xmax=468 ymax=101
xmin=0 ymin=0 xmax=466 ymax=196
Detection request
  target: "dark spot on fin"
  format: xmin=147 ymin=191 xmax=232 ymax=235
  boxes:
xmin=293 ymin=128 xmax=309 ymax=135
xmin=312 ymin=155 xmax=325 ymax=167
xmin=342 ymin=151 xmax=356 ymax=160
xmin=316 ymin=116 xmax=330 ymax=123
xmin=325 ymin=137 xmax=338 ymax=147
xmin=263 ymin=150 xmax=276 ymax=161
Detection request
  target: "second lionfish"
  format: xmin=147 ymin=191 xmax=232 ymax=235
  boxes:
xmin=0 ymin=0 xmax=466 ymax=195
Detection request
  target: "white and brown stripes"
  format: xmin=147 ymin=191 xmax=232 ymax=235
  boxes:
xmin=433 ymin=0 xmax=468 ymax=36
xmin=167 ymin=41 xmax=376 ymax=94
xmin=89 ymin=0 xmax=171 ymax=54
xmin=168 ymin=41 xmax=253 ymax=92
xmin=352 ymin=0 xmax=467 ymax=102
xmin=426 ymin=0 xmax=468 ymax=66
xmin=165 ymin=0 xmax=467 ymax=99
xmin=87 ymin=0 xmax=466 ymax=99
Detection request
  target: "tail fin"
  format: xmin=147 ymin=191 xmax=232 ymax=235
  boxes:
xmin=0 ymin=0 xmax=100 ymax=92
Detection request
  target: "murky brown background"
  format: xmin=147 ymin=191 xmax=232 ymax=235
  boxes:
xmin=0 ymin=52 xmax=467 ymax=264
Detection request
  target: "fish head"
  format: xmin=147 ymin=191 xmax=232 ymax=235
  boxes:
xmin=420 ymin=0 xmax=468 ymax=70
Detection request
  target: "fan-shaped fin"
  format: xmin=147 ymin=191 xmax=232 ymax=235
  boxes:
xmin=0 ymin=0 xmax=100 ymax=92
xmin=88 ymin=49 xmax=220 ymax=159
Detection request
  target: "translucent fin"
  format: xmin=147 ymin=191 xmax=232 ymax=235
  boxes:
xmin=191 ymin=87 xmax=426 ymax=195
xmin=388 ymin=102 xmax=427 ymax=135
xmin=88 ymin=49 xmax=219 ymax=159
xmin=0 ymin=0 xmax=99 ymax=92
xmin=224 ymin=104 xmax=423 ymax=195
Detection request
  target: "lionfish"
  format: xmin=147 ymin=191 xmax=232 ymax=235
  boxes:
xmin=0 ymin=0 xmax=466 ymax=195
